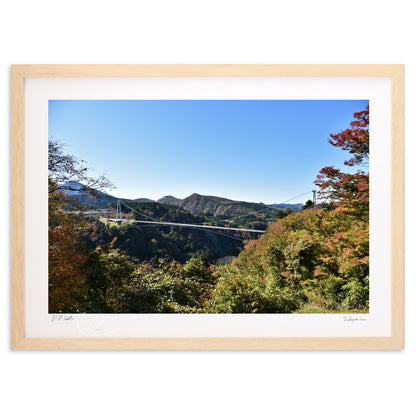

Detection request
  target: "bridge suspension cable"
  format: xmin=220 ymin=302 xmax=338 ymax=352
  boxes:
xmin=107 ymin=189 xmax=315 ymax=234
xmin=107 ymin=218 xmax=265 ymax=233
xmin=119 ymin=200 xmax=163 ymax=222
xmin=278 ymin=190 xmax=313 ymax=204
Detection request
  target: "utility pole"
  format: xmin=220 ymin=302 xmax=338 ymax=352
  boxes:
xmin=312 ymin=190 xmax=316 ymax=208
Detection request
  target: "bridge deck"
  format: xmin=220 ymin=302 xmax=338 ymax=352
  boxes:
xmin=106 ymin=218 xmax=265 ymax=233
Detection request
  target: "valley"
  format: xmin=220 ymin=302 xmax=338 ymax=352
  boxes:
xmin=62 ymin=185 xmax=305 ymax=265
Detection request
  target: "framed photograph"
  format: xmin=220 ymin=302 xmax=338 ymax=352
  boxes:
xmin=11 ymin=65 xmax=404 ymax=350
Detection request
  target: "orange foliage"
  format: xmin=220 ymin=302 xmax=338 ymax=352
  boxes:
xmin=48 ymin=222 xmax=90 ymax=313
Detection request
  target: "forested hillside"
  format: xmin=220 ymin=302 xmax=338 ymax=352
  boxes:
xmin=179 ymin=193 xmax=276 ymax=216
xmin=157 ymin=195 xmax=181 ymax=206
xmin=81 ymin=202 xmax=247 ymax=264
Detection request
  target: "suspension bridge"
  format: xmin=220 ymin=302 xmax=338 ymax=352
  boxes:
xmin=102 ymin=190 xmax=316 ymax=235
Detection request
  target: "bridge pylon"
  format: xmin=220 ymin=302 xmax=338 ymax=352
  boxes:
xmin=116 ymin=200 xmax=122 ymax=225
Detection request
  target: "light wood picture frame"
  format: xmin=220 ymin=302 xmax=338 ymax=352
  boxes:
xmin=11 ymin=64 xmax=404 ymax=350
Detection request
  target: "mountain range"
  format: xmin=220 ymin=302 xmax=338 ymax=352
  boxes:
xmin=269 ymin=203 xmax=304 ymax=211
xmin=60 ymin=181 xmax=304 ymax=214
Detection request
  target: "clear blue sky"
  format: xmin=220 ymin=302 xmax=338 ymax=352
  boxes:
xmin=48 ymin=99 xmax=368 ymax=204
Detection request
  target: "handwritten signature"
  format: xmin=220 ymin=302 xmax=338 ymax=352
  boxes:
xmin=51 ymin=314 xmax=74 ymax=323
xmin=343 ymin=316 xmax=367 ymax=323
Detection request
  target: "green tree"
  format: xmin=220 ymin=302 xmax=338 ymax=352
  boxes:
xmin=302 ymin=200 xmax=314 ymax=210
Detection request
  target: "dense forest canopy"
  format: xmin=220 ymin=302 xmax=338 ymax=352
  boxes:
xmin=49 ymin=106 xmax=369 ymax=314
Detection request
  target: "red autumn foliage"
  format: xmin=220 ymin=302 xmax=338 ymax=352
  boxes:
xmin=48 ymin=222 xmax=90 ymax=312
xmin=315 ymin=105 xmax=369 ymax=208
xmin=328 ymin=105 xmax=369 ymax=167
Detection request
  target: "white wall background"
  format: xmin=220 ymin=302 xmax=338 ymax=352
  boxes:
xmin=1 ymin=1 xmax=414 ymax=415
